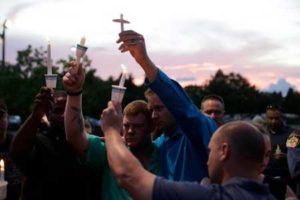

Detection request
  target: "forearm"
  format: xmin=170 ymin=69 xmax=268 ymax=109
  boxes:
xmin=105 ymin=128 xmax=154 ymax=200
xmin=10 ymin=114 xmax=40 ymax=159
xmin=137 ymin=56 xmax=158 ymax=82
xmin=64 ymin=94 xmax=88 ymax=156
xmin=105 ymin=127 xmax=140 ymax=179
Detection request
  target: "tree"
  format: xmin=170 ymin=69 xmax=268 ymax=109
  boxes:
xmin=0 ymin=46 xmax=48 ymax=118
xmin=283 ymin=88 xmax=300 ymax=114
xmin=202 ymin=69 xmax=259 ymax=114
xmin=2 ymin=45 xmax=300 ymax=121
xmin=184 ymin=85 xmax=205 ymax=107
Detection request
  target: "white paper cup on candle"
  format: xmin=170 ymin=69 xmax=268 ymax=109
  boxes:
xmin=0 ymin=181 xmax=7 ymax=200
xmin=111 ymin=85 xmax=126 ymax=103
xmin=44 ymin=74 xmax=58 ymax=89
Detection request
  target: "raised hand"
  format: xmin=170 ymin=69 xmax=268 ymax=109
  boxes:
xmin=117 ymin=30 xmax=149 ymax=65
xmin=100 ymin=101 xmax=123 ymax=134
xmin=117 ymin=30 xmax=158 ymax=81
xmin=32 ymin=87 xmax=54 ymax=120
xmin=62 ymin=61 xmax=85 ymax=94
xmin=274 ymin=152 xmax=286 ymax=160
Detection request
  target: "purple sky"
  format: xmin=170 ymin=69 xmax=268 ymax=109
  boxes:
xmin=1 ymin=0 xmax=300 ymax=94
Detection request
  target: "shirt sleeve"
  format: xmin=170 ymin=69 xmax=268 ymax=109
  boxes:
xmin=147 ymin=69 xmax=217 ymax=148
xmin=152 ymin=177 xmax=213 ymax=200
xmin=287 ymin=147 xmax=300 ymax=179
xmin=84 ymin=134 xmax=107 ymax=170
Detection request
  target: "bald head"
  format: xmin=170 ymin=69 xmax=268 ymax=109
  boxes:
xmin=215 ymin=121 xmax=265 ymax=162
xmin=208 ymin=121 xmax=266 ymax=184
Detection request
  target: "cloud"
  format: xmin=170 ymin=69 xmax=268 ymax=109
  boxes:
xmin=90 ymin=46 xmax=110 ymax=52
xmin=264 ymin=78 xmax=296 ymax=96
xmin=5 ymin=3 xmax=33 ymax=20
xmin=2 ymin=0 xmax=300 ymax=94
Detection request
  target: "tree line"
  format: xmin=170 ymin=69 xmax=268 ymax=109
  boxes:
xmin=1 ymin=45 xmax=299 ymax=121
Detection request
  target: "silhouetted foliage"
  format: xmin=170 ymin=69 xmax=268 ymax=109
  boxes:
xmin=1 ymin=46 xmax=300 ymax=123
xmin=201 ymin=69 xmax=259 ymax=114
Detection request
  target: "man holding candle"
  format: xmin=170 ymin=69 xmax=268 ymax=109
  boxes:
xmin=10 ymin=88 xmax=100 ymax=200
xmin=264 ymin=104 xmax=295 ymax=191
xmin=116 ymin=30 xmax=217 ymax=182
xmin=100 ymin=104 xmax=273 ymax=200
xmin=62 ymin=62 xmax=161 ymax=200
xmin=0 ymin=99 xmax=23 ymax=200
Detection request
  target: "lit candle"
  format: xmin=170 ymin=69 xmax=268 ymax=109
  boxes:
xmin=76 ymin=36 xmax=88 ymax=69
xmin=275 ymin=144 xmax=282 ymax=155
xmin=119 ymin=64 xmax=127 ymax=87
xmin=47 ymin=40 xmax=52 ymax=74
xmin=0 ymin=159 xmax=4 ymax=181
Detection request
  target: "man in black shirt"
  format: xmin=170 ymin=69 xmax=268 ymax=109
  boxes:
xmin=264 ymin=104 xmax=294 ymax=189
xmin=10 ymin=87 xmax=100 ymax=200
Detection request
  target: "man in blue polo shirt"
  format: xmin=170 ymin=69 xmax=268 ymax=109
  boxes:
xmin=117 ymin=30 xmax=217 ymax=182
xmin=101 ymin=102 xmax=273 ymax=200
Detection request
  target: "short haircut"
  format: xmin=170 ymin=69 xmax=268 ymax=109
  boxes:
xmin=266 ymin=104 xmax=282 ymax=112
xmin=201 ymin=94 xmax=224 ymax=107
xmin=123 ymin=100 xmax=152 ymax=126
xmin=0 ymin=99 xmax=7 ymax=113
xmin=219 ymin=121 xmax=265 ymax=162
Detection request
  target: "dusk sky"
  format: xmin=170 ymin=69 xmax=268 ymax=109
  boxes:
xmin=1 ymin=0 xmax=300 ymax=93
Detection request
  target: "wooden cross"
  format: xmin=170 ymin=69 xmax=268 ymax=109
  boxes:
xmin=113 ymin=14 xmax=130 ymax=32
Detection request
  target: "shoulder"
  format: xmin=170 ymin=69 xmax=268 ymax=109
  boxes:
xmin=85 ymin=134 xmax=106 ymax=168
xmin=153 ymin=177 xmax=213 ymax=200
xmin=87 ymin=134 xmax=102 ymax=142
xmin=154 ymin=134 xmax=165 ymax=147
xmin=87 ymin=134 xmax=105 ymax=151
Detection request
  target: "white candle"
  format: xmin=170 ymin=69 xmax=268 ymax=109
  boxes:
xmin=47 ymin=40 xmax=52 ymax=74
xmin=80 ymin=36 xmax=86 ymax=46
xmin=119 ymin=64 xmax=127 ymax=87
xmin=0 ymin=159 xmax=4 ymax=181
xmin=76 ymin=36 xmax=87 ymax=69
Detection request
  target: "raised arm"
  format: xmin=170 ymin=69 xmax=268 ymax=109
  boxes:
xmin=101 ymin=101 xmax=155 ymax=200
xmin=10 ymin=87 xmax=54 ymax=160
xmin=117 ymin=30 xmax=217 ymax=147
xmin=63 ymin=62 xmax=88 ymax=156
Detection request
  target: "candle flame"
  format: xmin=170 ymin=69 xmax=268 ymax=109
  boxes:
xmin=121 ymin=64 xmax=127 ymax=78
xmin=70 ymin=46 xmax=76 ymax=52
xmin=0 ymin=159 xmax=4 ymax=168
xmin=121 ymin=64 xmax=127 ymax=72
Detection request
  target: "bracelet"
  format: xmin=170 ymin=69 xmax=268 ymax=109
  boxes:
xmin=66 ymin=90 xmax=82 ymax=96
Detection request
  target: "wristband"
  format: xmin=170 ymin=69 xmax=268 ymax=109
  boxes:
xmin=66 ymin=90 xmax=82 ymax=96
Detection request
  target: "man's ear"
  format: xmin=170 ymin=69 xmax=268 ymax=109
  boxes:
xmin=220 ymin=143 xmax=230 ymax=161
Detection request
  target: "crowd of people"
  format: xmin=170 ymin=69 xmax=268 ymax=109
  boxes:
xmin=0 ymin=30 xmax=299 ymax=199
